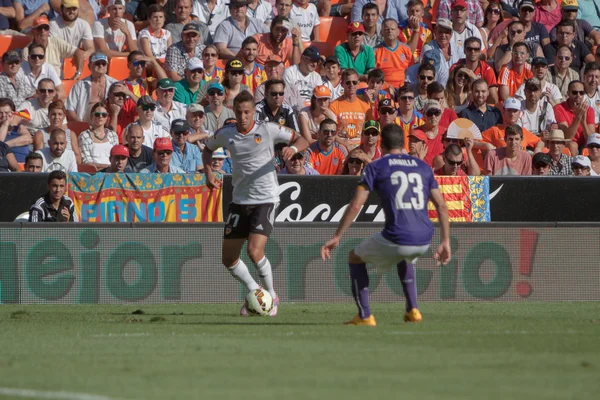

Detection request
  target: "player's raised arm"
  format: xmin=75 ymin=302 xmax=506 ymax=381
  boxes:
xmin=321 ymin=185 xmax=370 ymax=260
xmin=429 ymin=188 xmax=451 ymax=265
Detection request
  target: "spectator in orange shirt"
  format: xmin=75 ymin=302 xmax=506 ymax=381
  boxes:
xmin=374 ymin=18 xmax=413 ymax=88
xmin=482 ymin=97 xmax=544 ymax=152
xmin=395 ymin=86 xmax=425 ymax=149
xmin=484 ymin=124 xmax=533 ymax=175
xmin=554 ymin=80 xmax=595 ymax=155
xmin=359 ymin=120 xmax=382 ymax=161
xmin=307 ymin=118 xmax=348 ymax=175
xmin=329 ymin=69 xmax=371 ymax=150
xmin=254 ymin=16 xmax=301 ymax=67
xmin=498 ymin=42 xmax=533 ymax=101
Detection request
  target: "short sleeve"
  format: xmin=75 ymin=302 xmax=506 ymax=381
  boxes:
xmin=55 ymin=37 xmax=78 ymax=58
xmin=213 ymin=22 xmax=230 ymax=45
xmin=127 ymin=20 xmax=137 ymax=40
xmin=92 ymin=21 xmax=104 ymax=38
xmin=312 ymin=5 xmax=320 ymax=26
xmin=553 ymin=104 xmax=567 ymax=124
xmin=538 ymin=24 xmax=549 ymax=41
xmin=82 ymin=21 xmax=93 ymax=41
xmin=204 ymin=129 xmax=226 ymax=150
xmin=267 ymin=122 xmax=295 ymax=144
xmin=359 ymin=162 xmax=375 ymax=191
xmin=65 ymin=81 xmax=82 ymax=111
xmin=586 ymin=106 xmax=595 ymax=124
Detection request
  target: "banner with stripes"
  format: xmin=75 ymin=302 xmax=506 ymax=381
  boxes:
xmin=67 ymin=173 xmax=223 ymax=222
xmin=428 ymin=176 xmax=490 ymax=222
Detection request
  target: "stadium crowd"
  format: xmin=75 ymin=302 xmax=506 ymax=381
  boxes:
xmin=1 ymin=0 xmax=600 ymax=177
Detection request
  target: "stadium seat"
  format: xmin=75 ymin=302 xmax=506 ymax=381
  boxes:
xmin=318 ymin=17 xmax=349 ymax=47
xmin=61 ymin=80 xmax=76 ymax=97
xmin=63 ymin=57 xmax=91 ymax=80
xmin=216 ymin=59 xmax=226 ymax=69
xmin=108 ymin=57 xmax=130 ymax=80
xmin=0 ymin=35 xmax=31 ymax=55
xmin=67 ymin=121 xmax=90 ymax=136
xmin=18 ymin=162 xmax=24 ymax=171
xmin=329 ymin=0 xmax=346 ymax=4
xmin=78 ymin=164 xmax=98 ymax=174
xmin=307 ymin=41 xmax=335 ymax=57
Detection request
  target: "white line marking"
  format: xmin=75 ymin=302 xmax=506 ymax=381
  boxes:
xmin=0 ymin=387 xmax=121 ymax=400
xmin=90 ymin=333 xmax=151 ymax=338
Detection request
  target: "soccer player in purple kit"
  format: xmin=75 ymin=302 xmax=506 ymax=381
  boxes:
xmin=321 ymin=124 xmax=451 ymax=326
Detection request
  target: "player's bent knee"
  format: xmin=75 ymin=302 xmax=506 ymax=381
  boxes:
xmin=348 ymin=250 xmax=364 ymax=264
xmin=246 ymin=246 xmax=264 ymax=264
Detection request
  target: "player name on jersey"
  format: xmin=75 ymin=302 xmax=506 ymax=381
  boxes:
xmin=388 ymin=159 xmax=418 ymax=167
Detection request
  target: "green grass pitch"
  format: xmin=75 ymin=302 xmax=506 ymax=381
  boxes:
xmin=0 ymin=302 xmax=599 ymax=400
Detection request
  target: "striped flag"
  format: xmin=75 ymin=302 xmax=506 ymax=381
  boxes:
xmin=428 ymin=176 xmax=490 ymax=222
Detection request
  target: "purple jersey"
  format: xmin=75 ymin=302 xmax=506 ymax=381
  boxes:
xmin=360 ymin=153 xmax=438 ymax=246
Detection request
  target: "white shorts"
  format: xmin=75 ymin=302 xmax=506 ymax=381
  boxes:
xmin=354 ymin=232 xmax=430 ymax=273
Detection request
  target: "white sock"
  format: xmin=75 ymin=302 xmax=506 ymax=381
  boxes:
xmin=255 ymin=256 xmax=276 ymax=298
xmin=228 ymin=259 xmax=259 ymax=291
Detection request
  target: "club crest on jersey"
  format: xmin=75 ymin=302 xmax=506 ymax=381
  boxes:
xmin=254 ymin=134 xmax=262 ymax=144
xmin=225 ymin=226 xmax=232 ymax=235
xmin=333 ymin=158 xmax=339 ymax=166
xmin=400 ymin=54 xmax=406 ymax=62
xmin=278 ymin=116 xmax=286 ymax=126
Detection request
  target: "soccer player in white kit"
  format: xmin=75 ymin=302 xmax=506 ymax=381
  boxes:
xmin=202 ymin=91 xmax=310 ymax=316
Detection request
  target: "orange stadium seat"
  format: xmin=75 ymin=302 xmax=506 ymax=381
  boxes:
xmin=108 ymin=57 xmax=129 ymax=80
xmin=18 ymin=162 xmax=25 ymax=171
xmin=216 ymin=59 xmax=226 ymax=69
xmin=67 ymin=121 xmax=90 ymax=136
xmin=63 ymin=57 xmax=91 ymax=80
xmin=318 ymin=17 xmax=348 ymax=47
xmin=78 ymin=164 xmax=98 ymax=174
xmin=61 ymin=80 xmax=76 ymax=97
xmin=329 ymin=0 xmax=346 ymax=4
xmin=0 ymin=35 xmax=31 ymax=54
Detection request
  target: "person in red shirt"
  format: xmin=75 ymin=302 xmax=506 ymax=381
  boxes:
xmin=434 ymin=144 xmax=468 ymax=176
xmin=450 ymin=37 xmax=498 ymax=104
xmin=359 ymin=120 xmax=382 ymax=161
xmin=427 ymin=81 xmax=457 ymax=134
xmin=554 ymin=80 xmax=596 ymax=155
xmin=407 ymin=129 xmax=428 ymax=161
xmin=411 ymin=99 xmax=445 ymax=166
xmin=433 ymin=133 xmax=481 ymax=175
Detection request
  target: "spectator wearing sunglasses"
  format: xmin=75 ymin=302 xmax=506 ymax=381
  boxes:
xmin=298 ymin=85 xmax=337 ymax=142
xmin=550 ymin=45 xmax=579 ymax=99
xmin=123 ymin=95 xmax=170 ymax=148
xmin=360 ymin=120 xmax=382 ymax=161
xmin=554 ymin=80 xmax=595 ymax=154
xmin=498 ymin=42 xmax=534 ymax=101
xmin=307 ymin=118 xmax=348 ymax=175
xmin=531 ymin=152 xmax=552 ymax=175
xmin=138 ymin=4 xmax=173 ymax=62
xmin=106 ymin=82 xmax=138 ymax=140
xmin=201 ymin=45 xmax=225 ymax=83
xmin=410 ymin=62 xmax=435 ymax=112
xmin=549 ymin=0 xmax=600 ymax=47
xmin=283 ymin=46 xmax=323 ymax=106
xmin=484 ymin=124 xmax=533 ymax=175
xmin=169 ymin=118 xmax=203 ymax=172
xmin=255 ymin=80 xmax=299 ymax=131
xmin=93 ymin=0 xmax=138 ymax=59
xmin=329 ymin=69 xmax=371 ymax=150
xmin=586 ymin=133 xmax=600 ymax=174
xmin=411 ymin=99 xmax=446 ymax=166
xmin=0 ymin=98 xmax=32 ymax=164
xmin=427 ymin=81 xmax=458 ymax=134
xmin=335 ymin=22 xmax=376 ymax=77
xmin=514 ymin=57 xmax=562 ymax=106
xmin=450 ymin=37 xmax=498 ymax=105
xmin=545 ymin=20 xmax=594 ymax=73
xmin=141 ymin=137 xmax=186 ymax=173
xmin=435 ymin=144 xmax=468 ymax=176
xmin=203 ymin=82 xmax=236 ymax=133
xmin=22 ymin=16 xmax=84 ymax=79
xmin=433 ymin=133 xmax=481 ymax=176
xmin=393 ymin=88 xmax=424 ymax=151
xmin=65 ymin=52 xmax=119 ymax=123
xmin=18 ymin=79 xmax=59 ymax=135
xmin=459 ymin=79 xmax=503 ymax=133
xmin=0 ymin=51 xmax=30 ymax=110
xmin=78 ymin=102 xmax=120 ymax=169
xmin=341 ymin=147 xmax=371 ymax=175
xmin=278 ymin=151 xmax=320 ymax=175
xmin=49 ymin=0 xmax=95 ymax=61
xmin=166 ymin=0 xmax=211 ymax=44
xmin=255 ymin=55 xmax=305 ymax=111
xmin=19 ymin=43 xmax=65 ymax=101
xmin=446 ymin=65 xmax=477 ymax=115
xmin=154 ymin=78 xmax=188 ymax=130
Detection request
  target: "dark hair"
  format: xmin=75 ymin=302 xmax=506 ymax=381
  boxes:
xmin=147 ymin=4 xmax=164 ymax=16
xmin=556 ymin=20 xmax=575 ymax=32
xmin=90 ymin=102 xmax=107 ymax=115
xmin=319 ymin=118 xmax=337 ymax=130
xmin=265 ymin=79 xmax=285 ymax=93
xmin=507 ymin=20 xmax=524 ymax=33
xmin=28 ymin=42 xmax=45 ymax=55
xmin=505 ymin=124 xmax=523 ymax=139
xmin=398 ymin=84 xmax=414 ymax=97
xmin=48 ymin=100 xmax=65 ymax=114
xmin=341 ymin=68 xmax=359 ymax=81
xmin=25 ymin=152 xmax=43 ymax=165
xmin=127 ymin=50 xmax=144 ymax=63
xmin=471 ymin=78 xmax=489 ymax=91
xmin=48 ymin=170 xmax=67 ymax=184
xmin=241 ymin=36 xmax=258 ymax=48
xmin=382 ymin=18 xmax=398 ymax=26
xmin=464 ymin=37 xmax=481 ymax=48
xmin=512 ymin=41 xmax=528 ymax=53
xmin=270 ymin=15 xmax=288 ymax=28
xmin=0 ymin=97 xmax=15 ymax=111
xmin=407 ymin=0 xmax=424 ymax=9
xmin=418 ymin=63 xmax=435 ymax=75
xmin=381 ymin=124 xmax=404 ymax=150
xmin=568 ymin=79 xmax=584 ymax=91
xmin=483 ymin=3 xmax=504 ymax=27
xmin=444 ymin=144 xmax=463 ymax=158
xmin=426 ymin=81 xmax=445 ymax=97
xmin=362 ymin=2 xmax=379 ymax=14
xmin=583 ymin=62 xmax=600 ymax=75
xmin=37 ymin=78 xmax=55 ymax=89
xmin=367 ymin=68 xmax=385 ymax=83
xmin=233 ymin=90 xmax=255 ymax=108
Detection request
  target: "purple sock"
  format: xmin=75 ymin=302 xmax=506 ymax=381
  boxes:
xmin=349 ymin=263 xmax=371 ymax=319
xmin=397 ymin=261 xmax=418 ymax=312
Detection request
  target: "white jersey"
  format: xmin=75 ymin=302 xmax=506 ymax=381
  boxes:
xmin=322 ymin=77 xmax=344 ymax=101
xmin=126 ymin=121 xmax=170 ymax=148
xmin=283 ymin=64 xmax=322 ymax=105
xmin=36 ymin=148 xmax=78 ymax=173
xmin=518 ymin=99 xmax=556 ymax=136
xmin=138 ymin=28 xmax=171 ymax=59
xmin=585 ymin=89 xmax=600 ymax=124
xmin=290 ymin=3 xmax=320 ymax=42
xmin=206 ymin=121 xmax=295 ymax=204
xmin=450 ymin=22 xmax=483 ymax=61
xmin=514 ymin=81 xmax=562 ymax=103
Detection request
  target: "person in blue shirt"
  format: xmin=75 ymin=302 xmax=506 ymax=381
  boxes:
xmin=321 ymin=123 xmax=451 ymax=326
xmin=169 ymin=118 xmax=203 ymax=173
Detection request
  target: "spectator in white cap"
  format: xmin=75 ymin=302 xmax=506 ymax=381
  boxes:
xmin=186 ymin=103 xmax=211 ymax=150
xmin=210 ymin=147 xmax=230 ymax=175
xmin=174 ymin=57 xmax=205 ymax=105
xmin=586 ymin=133 xmax=600 ymax=174
xmin=484 ymin=124 xmax=532 ymax=176
xmin=517 ymin=78 xmax=557 ymax=137
xmin=93 ymin=0 xmax=138 ymax=58
xmin=571 ymin=155 xmax=595 ymax=176
xmin=547 ymin=128 xmax=573 ymax=175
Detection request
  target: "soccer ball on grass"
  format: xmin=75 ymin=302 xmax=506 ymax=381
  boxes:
xmin=245 ymin=289 xmax=274 ymax=316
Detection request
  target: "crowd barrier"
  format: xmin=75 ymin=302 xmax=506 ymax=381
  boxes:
xmin=0 ymin=223 xmax=598 ymax=304
xmin=1 ymin=174 xmax=599 ymax=222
